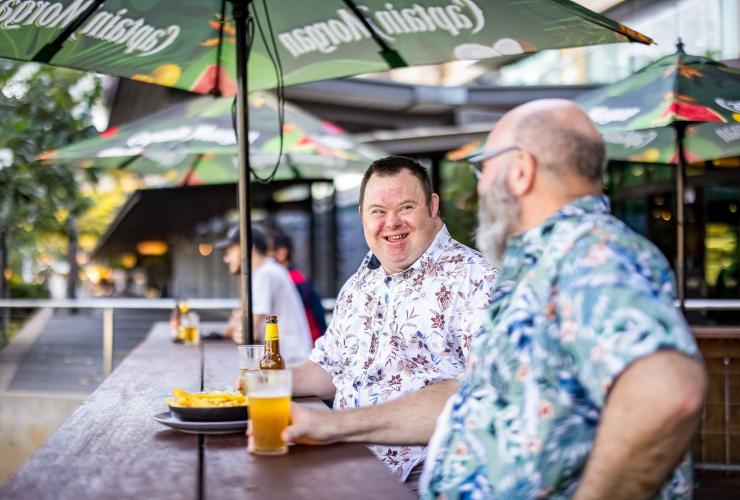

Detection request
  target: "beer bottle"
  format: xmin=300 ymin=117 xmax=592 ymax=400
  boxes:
xmin=169 ymin=299 xmax=182 ymax=342
xmin=259 ymin=315 xmax=285 ymax=370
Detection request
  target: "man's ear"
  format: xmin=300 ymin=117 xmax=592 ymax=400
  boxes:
xmin=429 ymin=193 xmax=440 ymax=218
xmin=508 ymin=150 xmax=536 ymax=197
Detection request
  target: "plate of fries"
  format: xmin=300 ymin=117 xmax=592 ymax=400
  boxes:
xmin=166 ymin=388 xmax=248 ymax=421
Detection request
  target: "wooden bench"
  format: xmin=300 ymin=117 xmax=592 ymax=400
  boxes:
xmin=0 ymin=323 xmax=414 ymax=499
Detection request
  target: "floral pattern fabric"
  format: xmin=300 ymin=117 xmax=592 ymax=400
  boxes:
xmin=421 ymin=195 xmax=700 ymax=499
xmin=309 ymin=225 xmax=498 ymax=480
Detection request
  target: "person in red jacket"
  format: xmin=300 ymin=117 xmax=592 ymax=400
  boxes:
xmin=268 ymin=228 xmax=327 ymax=344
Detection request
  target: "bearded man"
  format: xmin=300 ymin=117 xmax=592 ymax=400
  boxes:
xmin=421 ymin=99 xmax=706 ymax=499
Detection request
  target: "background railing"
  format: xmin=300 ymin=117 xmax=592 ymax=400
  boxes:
xmin=0 ymin=298 xmax=337 ymax=377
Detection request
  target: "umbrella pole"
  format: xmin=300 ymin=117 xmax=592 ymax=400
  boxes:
xmin=675 ymin=123 xmax=687 ymax=310
xmin=231 ymin=0 xmax=255 ymax=345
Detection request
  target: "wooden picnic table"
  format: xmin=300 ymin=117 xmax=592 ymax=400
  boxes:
xmin=0 ymin=323 xmax=414 ymax=499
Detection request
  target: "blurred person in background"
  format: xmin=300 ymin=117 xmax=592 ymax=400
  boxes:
xmin=217 ymin=224 xmax=312 ymax=363
xmin=267 ymin=227 xmax=327 ymax=344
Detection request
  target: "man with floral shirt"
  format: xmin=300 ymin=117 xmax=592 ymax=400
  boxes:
xmin=420 ymin=99 xmax=706 ymax=499
xmin=271 ymin=156 xmax=499 ymax=483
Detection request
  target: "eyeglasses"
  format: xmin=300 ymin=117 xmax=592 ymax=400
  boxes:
xmin=468 ymin=145 xmax=521 ymax=180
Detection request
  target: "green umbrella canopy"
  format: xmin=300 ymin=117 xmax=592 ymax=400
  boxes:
xmin=577 ymin=46 xmax=740 ymax=305
xmin=38 ymin=93 xmax=386 ymax=184
xmin=5 ymin=0 xmax=650 ymax=344
xmin=601 ymin=123 xmax=740 ymax=164
xmin=0 ymin=0 xmax=651 ymax=96
xmin=578 ymin=49 xmax=740 ymax=163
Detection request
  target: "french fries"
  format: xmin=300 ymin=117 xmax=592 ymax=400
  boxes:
xmin=166 ymin=387 xmax=247 ymax=408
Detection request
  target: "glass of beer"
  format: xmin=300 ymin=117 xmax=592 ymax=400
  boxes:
xmin=237 ymin=345 xmax=265 ymax=395
xmin=244 ymin=369 xmax=292 ymax=456
xmin=179 ymin=311 xmax=200 ymax=345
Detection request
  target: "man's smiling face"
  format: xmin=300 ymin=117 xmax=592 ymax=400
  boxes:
xmin=360 ymin=169 xmax=440 ymax=275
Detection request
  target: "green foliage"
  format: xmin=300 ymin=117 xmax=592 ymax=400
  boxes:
xmin=0 ymin=59 xmax=103 ymax=286
xmin=441 ymin=159 xmax=478 ymax=248
xmin=9 ymin=279 xmax=50 ymax=299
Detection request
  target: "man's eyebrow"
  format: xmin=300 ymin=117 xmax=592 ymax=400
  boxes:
xmin=366 ymin=199 xmax=419 ymax=210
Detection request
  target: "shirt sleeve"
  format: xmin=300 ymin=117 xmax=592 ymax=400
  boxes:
xmin=449 ymin=258 xmax=498 ymax=368
xmin=251 ymin=266 xmax=273 ymax=316
xmin=555 ymin=238 xmax=700 ymax=407
xmin=308 ymin=281 xmax=353 ymax=377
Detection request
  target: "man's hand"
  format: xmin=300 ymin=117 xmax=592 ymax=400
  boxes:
xmin=245 ymin=379 xmax=457 ymax=451
xmin=223 ymin=310 xmax=244 ymax=344
xmin=245 ymin=403 xmax=336 ymax=452
xmin=282 ymin=403 xmax=338 ymax=445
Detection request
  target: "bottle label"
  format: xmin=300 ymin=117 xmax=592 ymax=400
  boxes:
xmin=265 ymin=323 xmax=279 ymax=341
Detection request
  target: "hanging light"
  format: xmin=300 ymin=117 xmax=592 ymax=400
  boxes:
xmin=136 ymin=241 xmax=169 ymax=256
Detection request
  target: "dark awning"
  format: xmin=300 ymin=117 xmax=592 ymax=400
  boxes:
xmin=93 ymin=181 xmax=314 ymax=258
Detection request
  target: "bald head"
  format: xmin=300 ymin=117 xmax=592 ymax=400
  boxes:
xmin=488 ymin=99 xmax=606 ymax=186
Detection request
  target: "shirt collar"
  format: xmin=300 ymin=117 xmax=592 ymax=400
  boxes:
xmin=365 ymin=224 xmax=451 ymax=277
xmin=504 ymin=194 xmax=610 ymax=259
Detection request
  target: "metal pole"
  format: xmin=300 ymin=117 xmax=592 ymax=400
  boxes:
xmin=0 ymin=230 xmax=8 ymax=347
xmin=675 ymin=123 xmax=687 ymax=309
xmin=230 ymin=0 xmax=254 ymax=345
xmin=103 ymin=308 xmax=113 ymax=376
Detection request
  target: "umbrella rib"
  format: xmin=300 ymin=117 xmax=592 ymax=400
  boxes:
xmin=181 ymin=153 xmax=206 ymax=186
xmin=32 ymin=0 xmax=109 ymax=63
xmin=548 ymin=0 xmax=653 ymax=45
xmin=116 ymin=155 xmax=140 ymax=171
xmin=341 ymin=0 xmax=407 ymax=68
xmin=211 ymin=0 xmax=228 ymax=97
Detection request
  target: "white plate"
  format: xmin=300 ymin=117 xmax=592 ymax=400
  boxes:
xmin=153 ymin=411 xmax=247 ymax=435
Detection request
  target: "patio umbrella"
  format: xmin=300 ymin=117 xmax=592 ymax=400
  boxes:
xmin=1 ymin=0 xmax=651 ymax=343
xmin=577 ymin=42 xmax=740 ymax=305
xmin=38 ymin=92 xmax=385 ymax=185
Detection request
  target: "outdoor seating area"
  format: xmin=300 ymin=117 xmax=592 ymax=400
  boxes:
xmin=1 ymin=0 xmax=739 ymax=499
xmin=1 ymin=322 xmax=413 ymax=499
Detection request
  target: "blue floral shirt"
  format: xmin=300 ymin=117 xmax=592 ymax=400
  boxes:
xmin=421 ymin=195 xmax=700 ymax=499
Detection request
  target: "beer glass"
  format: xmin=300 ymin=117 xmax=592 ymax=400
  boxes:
xmin=245 ymin=370 xmax=292 ymax=456
xmin=237 ymin=345 xmax=265 ymax=395
xmin=179 ymin=311 xmax=200 ymax=345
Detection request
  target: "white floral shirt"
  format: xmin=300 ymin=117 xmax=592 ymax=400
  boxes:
xmin=309 ymin=225 xmax=498 ymax=480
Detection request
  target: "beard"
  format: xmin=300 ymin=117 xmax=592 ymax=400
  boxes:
xmin=475 ymin=167 xmax=521 ymax=267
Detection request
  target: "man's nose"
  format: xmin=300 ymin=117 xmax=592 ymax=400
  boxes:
xmin=384 ymin=211 xmax=401 ymax=227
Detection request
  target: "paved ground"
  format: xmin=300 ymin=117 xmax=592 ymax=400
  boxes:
xmin=6 ymin=309 xmax=174 ymax=394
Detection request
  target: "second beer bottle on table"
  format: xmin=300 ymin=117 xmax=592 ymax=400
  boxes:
xmin=259 ymin=315 xmax=285 ymax=370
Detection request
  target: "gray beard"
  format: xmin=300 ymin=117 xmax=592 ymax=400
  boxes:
xmin=475 ymin=170 xmax=520 ymax=267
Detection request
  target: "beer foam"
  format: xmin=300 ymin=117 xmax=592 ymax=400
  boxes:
xmin=248 ymin=389 xmax=290 ymax=399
